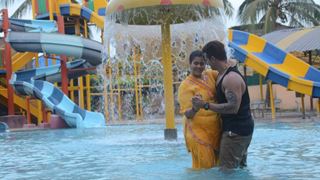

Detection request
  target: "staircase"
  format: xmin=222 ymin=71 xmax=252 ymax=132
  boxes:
xmin=0 ymin=85 xmax=43 ymax=121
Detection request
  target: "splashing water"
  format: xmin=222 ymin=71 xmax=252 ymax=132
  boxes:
xmin=99 ymin=5 xmax=228 ymax=121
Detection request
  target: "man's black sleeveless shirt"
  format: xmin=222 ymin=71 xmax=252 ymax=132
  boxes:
xmin=216 ymin=66 xmax=254 ymax=136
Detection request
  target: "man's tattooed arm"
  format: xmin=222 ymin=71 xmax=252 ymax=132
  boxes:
xmin=208 ymin=72 xmax=244 ymax=114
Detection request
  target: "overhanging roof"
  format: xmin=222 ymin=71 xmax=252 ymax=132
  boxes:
xmin=262 ymin=26 xmax=320 ymax=52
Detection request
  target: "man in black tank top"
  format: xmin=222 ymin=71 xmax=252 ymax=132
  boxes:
xmin=192 ymin=41 xmax=254 ymax=172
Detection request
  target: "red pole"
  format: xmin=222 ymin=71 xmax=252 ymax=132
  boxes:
xmin=2 ymin=9 xmax=14 ymax=115
xmin=26 ymin=97 xmax=31 ymax=124
xmin=57 ymin=15 xmax=68 ymax=95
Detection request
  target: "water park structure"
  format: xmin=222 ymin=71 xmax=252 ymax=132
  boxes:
xmin=0 ymin=0 xmax=107 ymax=129
xmin=0 ymin=0 xmax=319 ymax=136
xmin=1 ymin=1 xmax=320 ymax=179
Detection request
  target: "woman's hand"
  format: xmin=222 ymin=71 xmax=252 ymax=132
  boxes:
xmin=192 ymin=94 xmax=205 ymax=110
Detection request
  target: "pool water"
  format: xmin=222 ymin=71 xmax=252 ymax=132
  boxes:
xmin=1 ymin=121 xmax=320 ymax=179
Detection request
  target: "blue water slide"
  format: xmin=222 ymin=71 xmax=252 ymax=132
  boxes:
xmin=0 ymin=18 xmax=57 ymax=32
xmin=7 ymin=32 xmax=105 ymax=128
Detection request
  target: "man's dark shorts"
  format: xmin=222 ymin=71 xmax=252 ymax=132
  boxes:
xmin=219 ymin=131 xmax=252 ymax=170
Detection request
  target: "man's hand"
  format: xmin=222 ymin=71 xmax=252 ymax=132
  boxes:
xmin=192 ymin=94 xmax=204 ymax=111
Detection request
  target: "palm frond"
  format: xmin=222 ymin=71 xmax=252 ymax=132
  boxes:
xmin=287 ymin=2 xmax=320 ymax=27
xmin=288 ymin=15 xmax=305 ymax=27
xmin=11 ymin=0 xmax=32 ymax=18
xmin=238 ymin=0 xmax=269 ymax=24
xmin=0 ymin=0 xmax=16 ymax=7
xmin=223 ymin=0 xmax=234 ymax=18
xmin=238 ymin=0 xmax=255 ymax=17
xmin=238 ymin=0 xmax=320 ymax=32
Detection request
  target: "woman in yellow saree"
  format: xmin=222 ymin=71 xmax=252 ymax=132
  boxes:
xmin=178 ymin=50 xmax=221 ymax=169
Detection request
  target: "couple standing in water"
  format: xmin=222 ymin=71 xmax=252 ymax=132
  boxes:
xmin=178 ymin=41 xmax=254 ymax=171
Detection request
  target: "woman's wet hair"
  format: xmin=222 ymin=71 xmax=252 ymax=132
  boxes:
xmin=189 ymin=50 xmax=204 ymax=64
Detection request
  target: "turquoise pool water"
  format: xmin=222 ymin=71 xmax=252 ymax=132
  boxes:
xmin=1 ymin=121 xmax=320 ymax=179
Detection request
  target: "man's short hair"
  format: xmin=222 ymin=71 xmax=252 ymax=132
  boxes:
xmin=202 ymin=40 xmax=227 ymax=61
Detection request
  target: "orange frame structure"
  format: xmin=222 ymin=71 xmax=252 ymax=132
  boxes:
xmin=1 ymin=9 xmax=14 ymax=115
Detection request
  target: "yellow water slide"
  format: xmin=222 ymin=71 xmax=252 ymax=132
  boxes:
xmin=228 ymin=30 xmax=320 ymax=97
xmin=12 ymin=52 xmax=36 ymax=71
xmin=58 ymin=1 xmax=105 ymax=29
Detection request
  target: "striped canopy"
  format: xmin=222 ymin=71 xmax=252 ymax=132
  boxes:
xmin=105 ymin=0 xmax=224 ymax=25
xmin=262 ymin=26 xmax=320 ymax=52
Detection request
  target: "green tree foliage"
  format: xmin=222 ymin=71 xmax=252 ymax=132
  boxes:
xmin=238 ymin=0 xmax=320 ymax=33
xmin=223 ymin=0 xmax=234 ymax=18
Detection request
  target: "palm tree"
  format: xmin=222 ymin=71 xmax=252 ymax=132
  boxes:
xmin=0 ymin=0 xmax=31 ymax=18
xmin=223 ymin=0 xmax=234 ymax=18
xmin=238 ymin=0 xmax=320 ymax=33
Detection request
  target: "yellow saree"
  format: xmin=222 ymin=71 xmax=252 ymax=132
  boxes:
xmin=178 ymin=69 xmax=221 ymax=169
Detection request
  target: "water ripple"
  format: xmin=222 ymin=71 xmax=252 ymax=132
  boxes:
xmin=0 ymin=122 xmax=319 ymax=179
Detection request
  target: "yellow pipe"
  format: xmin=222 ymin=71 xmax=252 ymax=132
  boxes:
xmin=47 ymin=111 xmax=51 ymax=123
xmin=48 ymin=0 xmax=54 ymax=21
xmin=135 ymin=49 xmax=144 ymax=120
xmin=51 ymin=55 xmax=58 ymax=86
xmin=104 ymin=38 xmax=110 ymax=122
xmin=52 ymin=54 xmax=56 ymax=65
xmin=104 ymin=75 xmax=109 ymax=122
xmin=37 ymin=100 xmax=43 ymax=124
xmin=259 ymin=74 xmax=265 ymax=117
xmin=78 ymin=77 xmax=84 ymax=109
xmin=67 ymin=86 xmax=81 ymax=91
xmin=75 ymin=18 xmax=81 ymax=35
xmin=259 ymin=75 xmax=264 ymax=101
xmin=133 ymin=47 xmax=141 ymax=120
xmin=108 ymin=66 xmax=115 ymax=121
xmin=45 ymin=56 xmax=48 ymax=67
xmin=74 ymin=18 xmax=85 ymax=109
xmin=268 ymin=81 xmax=276 ymax=120
xmin=84 ymin=20 xmax=88 ymax=37
xmin=35 ymin=53 xmax=39 ymax=68
xmin=138 ymin=64 xmax=144 ymax=119
xmin=31 ymin=0 xmax=36 ymax=19
xmin=26 ymin=97 xmax=31 ymax=124
xmin=161 ymin=21 xmax=175 ymax=129
xmin=86 ymin=75 xmax=91 ymax=111
xmin=117 ymin=63 xmax=122 ymax=121
xmin=70 ymin=79 xmax=74 ymax=101
xmin=82 ymin=20 xmax=91 ymax=111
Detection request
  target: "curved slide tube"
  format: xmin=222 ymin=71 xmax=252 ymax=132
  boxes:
xmin=7 ymin=32 xmax=105 ymax=128
xmin=10 ymin=60 xmax=105 ymax=128
xmin=228 ymin=30 xmax=320 ymax=97
xmin=0 ymin=18 xmax=57 ymax=33
xmin=7 ymin=32 xmax=102 ymax=66
xmin=59 ymin=3 xmax=104 ymax=29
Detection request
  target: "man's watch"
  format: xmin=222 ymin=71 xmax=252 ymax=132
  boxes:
xmin=203 ymin=102 xmax=210 ymax=110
